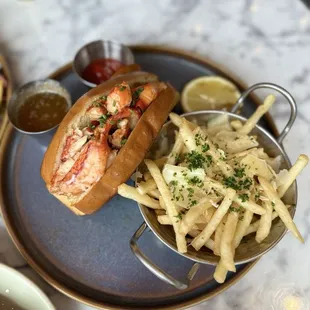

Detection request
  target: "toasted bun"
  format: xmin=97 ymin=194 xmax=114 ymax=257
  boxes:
xmin=41 ymin=71 xmax=178 ymax=215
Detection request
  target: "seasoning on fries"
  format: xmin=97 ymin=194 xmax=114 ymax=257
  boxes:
xmin=118 ymin=94 xmax=308 ymax=284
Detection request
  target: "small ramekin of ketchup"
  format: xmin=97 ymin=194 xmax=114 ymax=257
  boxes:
xmin=73 ymin=40 xmax=135 ymax=88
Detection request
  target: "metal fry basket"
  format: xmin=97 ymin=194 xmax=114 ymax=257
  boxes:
xmin=130 ymin=83 xmax=298 ymax=290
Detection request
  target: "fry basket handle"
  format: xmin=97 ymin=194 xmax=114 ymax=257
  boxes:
xmin=231 ymin=82 xmax=297 ymax=144
xmin=130 ymin=222 xmax=199 ymax=290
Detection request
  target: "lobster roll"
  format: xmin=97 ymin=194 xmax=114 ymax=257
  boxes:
xmin=41 ymin=71 xmax=179 ymax=215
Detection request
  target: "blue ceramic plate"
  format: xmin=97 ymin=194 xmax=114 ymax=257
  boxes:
xmin=0 ymin=46 xmax=278 ymax=310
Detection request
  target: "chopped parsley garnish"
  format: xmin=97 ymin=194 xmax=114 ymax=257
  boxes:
xmin=173 ymin=172 xmax=177 ymax=177
xmin=240 ymin=178 xmax=252 ymax=190
xmin=174 ymin=213 xmax=183 ymax=221
xmin=194 ymin=133 xmax=210 ymax=153
xmin=195 ymin=133 xmax=203 ymax=146
xmin=229 ymin=206 xmax=244 ymax=213
xmin=89 ymin=123 xmax=96 ymax=130
xmin=224 ymin=176 xmax=238 ymax=190
xmin=206 ymin=155 xmax=213 ymax=166
xmin=223 ymin=176 xmax=252 ymax=191
xmin=175 ymin=154 xmax=181 ymax=163
xmin=238 ymin=193 xmax=249 ymax=202
xmin=224 ymin=167 xmax=252 ymax=190
xmin=119 ymin=86 xmax=126 ymax=91
xmin=109 ymin=120 xmax=116 ymax=125
xmin=169 ymin=180 xmax=185 ymax=202
xmin=92 ymin=100 xmax=102 ymax=107
xmin=169 ymin=180 xmax=178 ymax=187
xmin=187 ymin=187 xmax=194 ymax=198
xmin=174 ymin=210 xmax=186 ymax=222
xmin=98 ymin=114 xmax=108 ymax=127
xmin=185 ymin=151 xmax=206 ymax=170
xmin=121 ymin=138 xmax=127 ymax=145
xmin=271 ymin=201 xmax=275 ymax=207
xmin=202 ymin=143 xmax=210 ymax=152
xmin=132 ymin=87 xmax=144 ymax=104
xmin=187 ymin=176 xmax=203 ymax=187
xmin=92 ymin=95 xmax=107 ymax=107
xmin=254 ymin=192 xmax=261 ymax=201
xmin=234 ymin=167 xmax=246 ymax=178
xmin=229 ymin=206 xmax=239 ymax=212
xmin=190 ymin=200 xmax=197 ymax=207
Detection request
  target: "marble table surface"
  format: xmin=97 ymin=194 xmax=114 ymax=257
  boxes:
xmin=1 ymin=0 xmax=310 ymax=309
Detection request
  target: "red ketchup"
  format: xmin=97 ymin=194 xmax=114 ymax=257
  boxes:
xmin=82 ymin=58 xmax=123 ymax=85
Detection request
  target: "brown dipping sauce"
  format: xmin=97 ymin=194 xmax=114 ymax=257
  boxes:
xmin=17 ymin=92 xmax=68 ymax=132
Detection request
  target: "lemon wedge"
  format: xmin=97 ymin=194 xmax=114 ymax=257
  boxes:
xmin=181 ymin=76 xmax=241 ymax=112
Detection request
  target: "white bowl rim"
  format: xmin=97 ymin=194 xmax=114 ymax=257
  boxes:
xmin=0 ymin=263 xmax=56 ymax=310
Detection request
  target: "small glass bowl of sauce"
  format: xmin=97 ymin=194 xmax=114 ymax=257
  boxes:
xmin=7 ymin=79 xmax=71 ymax=137
xmin=73 ymin=40 xmax=135 ymax=88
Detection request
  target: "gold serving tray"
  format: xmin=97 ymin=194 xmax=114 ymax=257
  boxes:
xmin=0 ymin=55 xmax=13 ymax=141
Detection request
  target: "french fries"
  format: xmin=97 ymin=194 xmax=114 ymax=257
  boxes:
xmin=213 ymin=260 xmax=228 ymax=283
xmin=137 ymin=179 xmax=157 ymax=195
xmin=148 ymin=189 xmax=161 ymax=199
xmin=230 ymin=120 xmax=243 ymax=130
xmin=118 ymin=184 xmax=161 ymax=209
xmin=144 ymin=159 xmax=187 ymax=253
xmin=144 ymin=171 xmax=152 ymax=181
xmin=258 ymin=176 xmax=304 ymax=242
xmin=245 ymin=204 xmax=292 ymax=236
xmin=179 ymin=200 xmax=211 ymax=235
xmin=220 ymin=211 xmax=238 ymax=272
xmin=166 ymin=131 xmax=184 ymax=165
xmin=213 ymin=216 xmax=225 ymax=256
xmin=155 ymin=209 xmax=166 ymax=216
xmin=188 ymin=230 xmax=214 ymax=251
xmin=255 ymin=201 xmax=273 ymax=243
xmin=204 ymin=177 xmax=266 ymax=215
xmin=205 ymin=207 xmax=216 ymax=222
xmin=170 ymin=113 xmax=196 ymax=151
xmin=118 ymin=96 xmax=308 ymax=284
xmin=159 ymin=196 xmax=167 ymax=210
xmin=191 ymin=189 xmax=236 ymax=251
xmin=157 ymin=215 xmax=172 ymax=225
xmin=214 ymin=209 xmax=255 ymax=282
xmin=238 ymin=94 xmax=275 ymax=135
xmin=215 ymin=131 xmax=259 ymax=154
xmin=278 ymin=154 xmax=309 ymax=198
xmin=234 ymin=209 xmax=253 ymax=248
xmin=194 ymin=127 xmax=234 ymax=177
